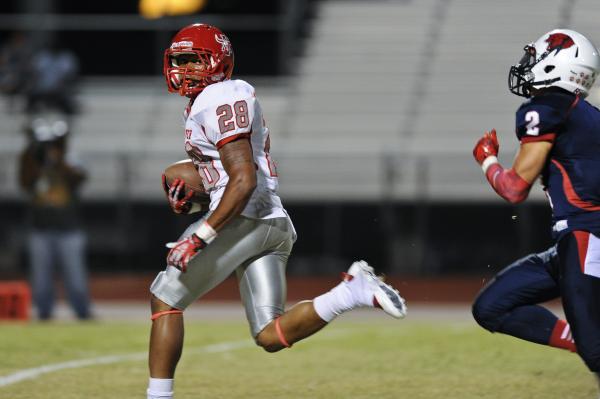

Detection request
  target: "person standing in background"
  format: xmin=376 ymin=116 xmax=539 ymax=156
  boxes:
xmin=18 ymin=118 xmax=92 ymax=320
xmin=25 ymin=40 xmax=79 ymax=116
xmin=0 ymin=32 xmax=31 ymax=112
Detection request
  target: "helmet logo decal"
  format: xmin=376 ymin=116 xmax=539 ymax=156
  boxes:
xmin=215 ymin=34 xmax=232 ymax=56
xmin=545 ymin=33 xmax=575 ymax=55
xmin=171 ymin=41 xmax=193 ymax=49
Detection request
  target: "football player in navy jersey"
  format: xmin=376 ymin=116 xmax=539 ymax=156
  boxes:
xmin=472 ymin=29 xmax=600 ymax=388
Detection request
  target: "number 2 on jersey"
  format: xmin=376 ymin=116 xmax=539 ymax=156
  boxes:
xmin=525 ymin=111 xmax=540 ymax=136
xmin=216 ymin=100 xmax=249 ymax=134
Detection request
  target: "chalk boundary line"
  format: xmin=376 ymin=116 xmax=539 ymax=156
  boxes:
xmin=0 ymin=340 xmax=253 ymax=388
xmin=0 ymin=329 xmax=352 ymax=388
xmin=0 ymin=303 xmax=489 ymax=389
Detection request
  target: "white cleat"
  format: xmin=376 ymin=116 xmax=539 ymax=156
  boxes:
xmin=344 ymin=260 xmax=407 ymax=319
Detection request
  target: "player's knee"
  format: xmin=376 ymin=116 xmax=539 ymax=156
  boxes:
xmin=150 ymin=294 xmax=172 ymax=313
xmin=255 ymin=328 xmax=284 ymax=353
xmin=471 ymin=296 xmax=502 ymax=333
xmin=578 ymin=346 xmax=600 ymax=372
xmin=255 ymin=334 xmax=283 ymax=353
xmin=580 ymin=355 xmax=600 ymax=372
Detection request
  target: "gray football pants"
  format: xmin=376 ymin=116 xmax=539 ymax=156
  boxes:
xmin=150 ymin=215 xmax=295 ymax=337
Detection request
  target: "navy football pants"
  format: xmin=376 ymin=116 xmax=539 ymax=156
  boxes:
xmin=558 ymin=231 xmax=600 ymax=371
xmin=472 ymin=231 xmax=600 ymax=371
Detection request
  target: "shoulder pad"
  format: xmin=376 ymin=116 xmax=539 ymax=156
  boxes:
xmin=527 ymin=91 xmax=575 ymax=112
xmin=192 ymin=80 xmax=255 ymax=112
xmin=515 ymin=92 xmax=576 ymax=142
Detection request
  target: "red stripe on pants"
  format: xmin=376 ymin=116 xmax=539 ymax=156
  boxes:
xmin=573 ymin=231 xmax=590 ymax=273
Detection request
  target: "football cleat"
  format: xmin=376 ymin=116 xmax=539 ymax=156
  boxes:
xmin=344 ymin=260 xmax=407 ymax=319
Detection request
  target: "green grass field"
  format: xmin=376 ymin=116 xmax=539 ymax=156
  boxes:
xmin=0 ymin=316 xmax=595 ymax=398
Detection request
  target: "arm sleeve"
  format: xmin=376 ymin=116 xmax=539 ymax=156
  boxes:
xmin=485 ymin=163 xmax=532 ymax=204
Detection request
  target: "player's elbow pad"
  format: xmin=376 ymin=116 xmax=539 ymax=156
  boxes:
xmin=485 ymin=164 xmax=531 ymax=204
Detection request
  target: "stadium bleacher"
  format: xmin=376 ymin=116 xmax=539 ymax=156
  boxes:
xmin=2 ymin=0 xmax=600 ymax=203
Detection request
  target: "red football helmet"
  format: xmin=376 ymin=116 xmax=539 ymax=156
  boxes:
xmin=163 ymin=24 xmax=234 ymax=97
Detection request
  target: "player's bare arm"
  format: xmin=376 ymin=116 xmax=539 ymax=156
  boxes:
xmin=512 ymin=141 xmax=553 ymax=183
xmin=473 ymin=129 xmax=552 ymax=204
xmin=206 ymin=137 xmax=257 ymax=231
xmin=165 ymin=137 xmax=256 ymax=272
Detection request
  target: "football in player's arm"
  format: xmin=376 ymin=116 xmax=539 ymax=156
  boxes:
xmin=472 ymin=28 xmax=600 ymax=392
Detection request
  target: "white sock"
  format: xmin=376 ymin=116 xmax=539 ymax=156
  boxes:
xmin=147 ymin=378 xmax=174 ymax=399
xmin=313 ymin=278 xmax=370 ymax=322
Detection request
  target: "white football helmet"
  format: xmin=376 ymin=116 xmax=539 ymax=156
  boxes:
xmin=509 ymin=29 xmax=600 ymax=98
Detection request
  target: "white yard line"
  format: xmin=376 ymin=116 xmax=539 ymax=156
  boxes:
xmin=0 ymin=340 xmax=252 ymax=388
xmin=0 ymin=329 xmax=351 ymax=388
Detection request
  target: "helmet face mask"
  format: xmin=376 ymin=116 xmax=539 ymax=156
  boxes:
xmin=164 ymin=24 xmax=234 ymax=97
xmin=508 ymin=29 xmax=600 ymax=98
xmin=508 ymin=46 xmax=539 ymax=97
xmin=166 ymin=51 xmax=216 ymax=93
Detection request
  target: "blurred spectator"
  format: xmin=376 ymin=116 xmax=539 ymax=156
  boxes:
xmin=18 ymin=118 xmax=92 ymax=320
xmin=25 ymin=41 xmax=80 ymax=116
xmin=0 ymin=32 xmax=32 ymax=112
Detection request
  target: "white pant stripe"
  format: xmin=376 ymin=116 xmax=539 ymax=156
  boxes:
xmin=560 ymin=323 xmax=571 ymax=341
xmin=583 ymin=233 xmax=600 ymax=278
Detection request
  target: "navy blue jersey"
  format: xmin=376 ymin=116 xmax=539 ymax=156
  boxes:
xmin=515 ymin=90 xmax=600 ymax=240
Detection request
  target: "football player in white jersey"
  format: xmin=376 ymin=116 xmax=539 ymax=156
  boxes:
xmin=146 ymin=24 xmax=407 ymax=399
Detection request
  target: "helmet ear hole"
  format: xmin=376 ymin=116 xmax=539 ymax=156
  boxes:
xmin=544 ymin=65 xmax=556 ymax=73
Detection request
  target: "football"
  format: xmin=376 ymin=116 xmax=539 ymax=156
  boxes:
xmin=163 ymin=160 xmax=210 ymax=205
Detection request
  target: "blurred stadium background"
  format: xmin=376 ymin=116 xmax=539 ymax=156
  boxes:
xmin=3 ymin=1 xmax=600 ymax=398
xmin=1 ymin=0 xmax=600 ymax=303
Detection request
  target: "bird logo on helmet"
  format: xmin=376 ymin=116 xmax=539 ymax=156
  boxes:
xmin=508 ymin=29 xmax=600 ymax=98
xmin=215 ymin=34 xmax=232 ymax=56
xmin=545 ymin=33 xmax=575 ymax=55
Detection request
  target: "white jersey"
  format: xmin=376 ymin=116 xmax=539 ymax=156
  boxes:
xmin=183 ymin=79 xmax=286 ymax=219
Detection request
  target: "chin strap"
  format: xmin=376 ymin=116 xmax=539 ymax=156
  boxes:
xmin=151 ymin=310 xmax=183 ymax=321
xmin=484 ymin=160 xmax=532 ymax=204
